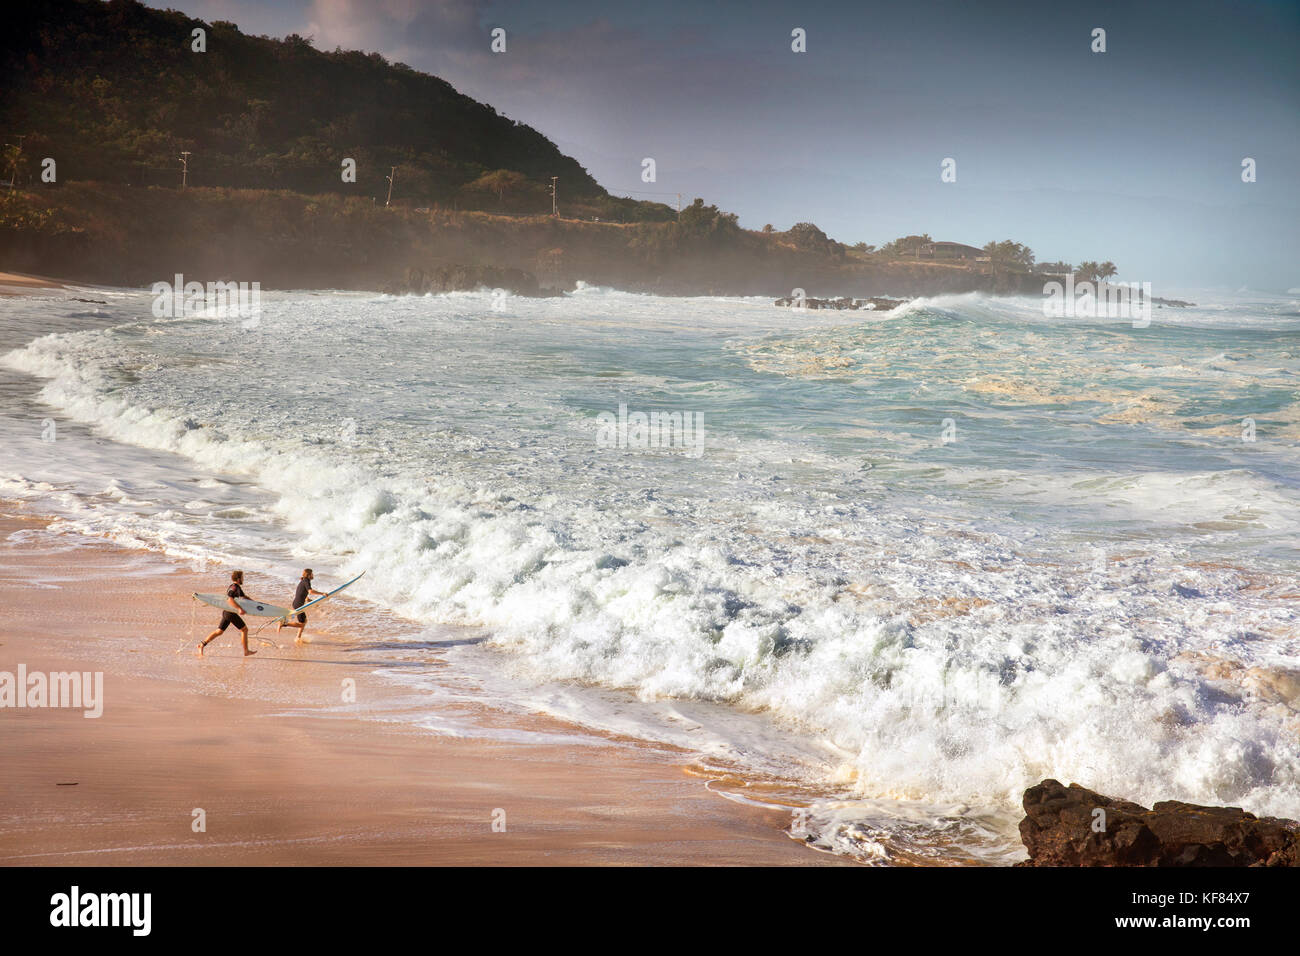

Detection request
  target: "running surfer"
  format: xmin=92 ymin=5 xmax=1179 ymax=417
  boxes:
xmin=197 ymin=570 xmax=256 ymax=657
xmin=278 ymin=568 xmax=325 ymax=644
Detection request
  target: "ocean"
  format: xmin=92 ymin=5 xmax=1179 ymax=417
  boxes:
xmin=3 ymin=283 xmax=1298 ymax=864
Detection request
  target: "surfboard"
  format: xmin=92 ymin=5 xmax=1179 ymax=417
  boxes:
xmin=193 ymin=593 xmax=293 ymax=618
xmin=286 ymin=571 xmax=366 ymax=619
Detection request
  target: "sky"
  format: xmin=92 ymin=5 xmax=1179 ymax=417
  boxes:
xmin=151 ymin=0 xmax=1299 ymax=291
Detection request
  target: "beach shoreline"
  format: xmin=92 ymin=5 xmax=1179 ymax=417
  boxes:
xmin=0 ymin=272 xmax=71 ymax=295
xmin=3 ymin=278 xmax=1296 ymax=869
xmin=0 ymin=508 xmax=851 ymax=866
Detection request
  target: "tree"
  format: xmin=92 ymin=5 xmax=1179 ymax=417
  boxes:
xmin=786 ymin=221 xmax=843 ymax=257
xmin=1 ymin=143 xmax=24 ymax=189
xmin=1074 ymin=261 xmax=1117 ymax=283
xmin=677 ymin=198 xmax=739 ymax=237
xmin=982 ymin=240 xmax=1035 ymax=271
xmin=466 ymin=169 xmax=531 ymax=205
xmin=880 ymin=234 xmax=932 ymax=257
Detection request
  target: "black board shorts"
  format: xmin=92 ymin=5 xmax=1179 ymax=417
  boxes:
xmin=218 ymin=611 xmax=246 ymax=631
xmin=294 ymin=611 xmax=307 ymax=624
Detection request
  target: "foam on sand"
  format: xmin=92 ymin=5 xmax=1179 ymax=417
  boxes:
xmin=3 ymin=285 xmax=1299 ymax=861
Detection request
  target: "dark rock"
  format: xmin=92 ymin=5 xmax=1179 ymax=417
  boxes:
xmin=772 ymin=295 xmax=857 ymax=310
xmin=388 ymin=264 xmax=559 ymax=297
xmin=1017 ymin=779 xmax=1300 ymax=866
xmin=772 ymin=295 xmax=910 ymax=311
xmin=860 ymin=297 xmax=910 ymax=312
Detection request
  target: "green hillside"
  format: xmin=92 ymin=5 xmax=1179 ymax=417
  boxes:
xmin=0 ymin=0 xmax=671 ymax=220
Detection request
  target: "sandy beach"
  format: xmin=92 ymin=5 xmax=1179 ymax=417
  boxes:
xmin=0 ymin=273 xmax=67 ymax=295
xmin=0 ymin=509 xmax=849 ymax=866
xmin=3 ymin=3 xmax=1297 ymax=935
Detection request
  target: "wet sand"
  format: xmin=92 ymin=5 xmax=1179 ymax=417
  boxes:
xmin=0 ymin=272 xmax=69 ymax=294
xmin=0 ymin=510 xmax=850 ymax=866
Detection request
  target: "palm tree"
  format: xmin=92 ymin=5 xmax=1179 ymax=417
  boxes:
xmin=1098 ymin=261 xmax=1118 ymax=281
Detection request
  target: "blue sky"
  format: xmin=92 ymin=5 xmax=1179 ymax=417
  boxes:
xmin=153 ymin=0 xmax=1299 ymax=290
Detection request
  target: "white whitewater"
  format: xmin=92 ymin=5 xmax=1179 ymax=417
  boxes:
xmin=3 ymin=283 xmax=1298 ymax=863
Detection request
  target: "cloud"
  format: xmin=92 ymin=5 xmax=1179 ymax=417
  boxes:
xmin=304 ymin=0 xmax=484 ymax=59
xmin=150 ymin=0 xmax=1300 ymax=287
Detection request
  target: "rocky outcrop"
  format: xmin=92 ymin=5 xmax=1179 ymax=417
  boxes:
xmin=772 ymin=295 xmax=910 ymax=311
xmin=385 ymin=265 xmax=568 ymax=297
xmin=860 ymin=297 xmax=911 ymax=312
xmin=1017 ymin=779 xmax=1300 ymax=866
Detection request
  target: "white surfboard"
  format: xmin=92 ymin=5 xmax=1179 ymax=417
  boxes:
xmin=286 ymin=571 xmax=366 ymax=619
xmin=193 ymin=592 xmax=292 ymax=618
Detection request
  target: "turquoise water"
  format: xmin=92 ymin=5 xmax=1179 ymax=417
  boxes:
xmin=3 ymin=283 xmax=1298 ymax=862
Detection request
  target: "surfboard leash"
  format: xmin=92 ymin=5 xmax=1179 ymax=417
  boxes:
xmin=178 ymin=594 xmax=199 ymax=654
xmin=252 ymin=616 xmax=282 ymax=648
xmin=182 ymin=593 xmax=281 ymax=652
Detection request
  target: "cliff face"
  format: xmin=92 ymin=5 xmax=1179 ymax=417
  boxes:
xmin=0 ymin=184 xmax=1045 ymax=298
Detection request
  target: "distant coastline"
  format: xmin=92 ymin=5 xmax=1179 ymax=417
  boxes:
xmin=1 ymin=183 xmax=1056 ymax=300
xmin=1 ymin=2 xmax=1114 ymax=303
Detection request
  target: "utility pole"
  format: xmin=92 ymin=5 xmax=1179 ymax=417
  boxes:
xmin=4 ymin=134 xmax=26 ymax=190
xmin=179 ymin=151 xmax=191 ymax=189
xmin=676 ymin=192 xmax=681 ymax=220
xmin=549 ymin=176 xmax=558 ymax=217
xmin=385 ymin=166 xmax=396 ymax=207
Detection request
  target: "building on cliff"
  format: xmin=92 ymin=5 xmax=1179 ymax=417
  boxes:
xmin=919 ymin=241 xmax=988 ymax=261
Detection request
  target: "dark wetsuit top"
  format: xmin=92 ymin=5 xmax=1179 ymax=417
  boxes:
xmin=292 ymin=579 xmax=311 ymax=623
xmin=218 ymin=582 xmax=247 ymax=630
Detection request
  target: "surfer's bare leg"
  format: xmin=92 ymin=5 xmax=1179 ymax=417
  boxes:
xmin=240 ymin=627 xmax=255 ymax=656
xmin=278 ymin=614 xmax=307 ymax=643
xmin=197 ymin=629 xmax=221 ymax=655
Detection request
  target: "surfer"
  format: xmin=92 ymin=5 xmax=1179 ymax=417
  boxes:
xmin=198 ymin=570 xmax=256 ymax=657
xmin=278 ymin=568 xmax=325 ymax=644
